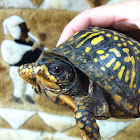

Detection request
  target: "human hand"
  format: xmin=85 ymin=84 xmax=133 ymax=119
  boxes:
xmin=57 ymin=0 xmax=140 ymax=46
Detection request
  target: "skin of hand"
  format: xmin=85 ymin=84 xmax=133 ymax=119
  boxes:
xmin=57 ymin=0 xmax=140 ymax=46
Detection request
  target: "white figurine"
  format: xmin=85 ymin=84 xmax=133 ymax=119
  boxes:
xmin=1 ymin=15 xmax=46 ymax=103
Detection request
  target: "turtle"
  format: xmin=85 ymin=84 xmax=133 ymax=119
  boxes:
xmin=18 ymin=27 xmax=140 ymax=140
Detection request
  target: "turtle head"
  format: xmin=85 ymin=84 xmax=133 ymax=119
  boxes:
xmin=18 ymin=54 xmax=89 ymax=111
xmin=34 ymin=56 xmax=80 ymax=110
xmin=34 ymin=55 xmax=89 ymax=110
xmin=35 ymin=56 xmax=76 ymax=93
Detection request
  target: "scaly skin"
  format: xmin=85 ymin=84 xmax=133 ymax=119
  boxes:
xmin=74 ymin=96 xmax=100 ymax=140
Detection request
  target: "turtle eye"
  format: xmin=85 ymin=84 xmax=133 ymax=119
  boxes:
xmin=52 ymin=66 xmax=62 ymax=74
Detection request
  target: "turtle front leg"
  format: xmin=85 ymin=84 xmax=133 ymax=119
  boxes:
xmin=74 ymin=96 xmax=100 ymax=140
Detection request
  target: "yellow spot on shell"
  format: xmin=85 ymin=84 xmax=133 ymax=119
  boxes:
xmin=60 ymin=45 xmax=64 ymax=49
xmin=118 ymin=66 xmax=125 ymax=80
xmin=76 ymin=32 xmax=101 ymax=48
xmin=62 ymin=51 xmax=70 ymax=55
xmin=77 ymin=32 xmax=92 ymax=40
xmin=92 ymin=29 xmax=99 ymax=32
xmin=70 ymin=41 xmax=74 ymax=44
xmin=114 ymin=94 xmax=122 ymax=103
xmin=106 ymin=58 xmax=116 ymax=68
xmin=123 ymin=48 xmax=136 ymax=89
xmin=100 ymin=53 xmax=109 ymax=60
xmin=117 ymin=43 xmax=122 ymax=47
xmin=91 ymin=35 xmax=104 ymax=45
xmin=94 ymin=58 xmax=98 ymax=62
xmin=133 ymin=46 xmax=140 ymax=55
xmin=123 ymin=42 xmax=127 ymax=46
xmin=111 ymin=76 xmax=114 ymax=79
xmin=113 ymin=32 xmax=117 ymax=35
xmin=68 ymin=37 xmax=73 ymax=42
xmin=121 ymin=38 xmax=125 ymax=41
xmin=96 ymin=50 xmax=105 ymax=54
xmin=128 ymin=41 xmax=133 ymax=45
xmin=85 ymin=47 xmax=91 ymax=53
xmin=138 ymin=88 xmax=140 ymax=94
xmin=114 ymin=36 xmax=118 ymax=40
xmin=109 ymin=48 xmax=121 ymax=57
xmin=106 ymin=34 xmax=111 ymax=37
xmin=113 ymin=61 xmax=121 ymax=71
xmin=125 ymin=101 xmax=133 ymax=110
xmin=79 ymin=102 xmax=84 ymax=105
xmin=125 ymin=70 xmax=130 ymax=82
xmin=138 ymin=43 xmax=140 ymax=46
xmin=133 ymin=83 xmax=136 ymax=88
xmin=89 ymin=65 xmax=93 ymax=69
xmin=104 ymin=81 xmax=112 ymax=90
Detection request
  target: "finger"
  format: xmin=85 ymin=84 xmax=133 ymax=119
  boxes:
xmin=57 ymin=1 xmax=140 ymax=46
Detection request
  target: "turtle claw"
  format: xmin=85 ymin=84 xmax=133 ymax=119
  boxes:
xmin=25 ymin=95 xmax=35 ymax=104
xmin=13 ymin=96 xmax=23 ymax=104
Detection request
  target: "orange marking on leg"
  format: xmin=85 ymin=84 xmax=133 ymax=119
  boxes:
xmin=93 ymin=122 xmax=98 ymax=128
xmin=76 ymin=112 xmax=83 ymax=119
xmin=79 ymin=106 xmax=86 ymax=110
xmin=85 ymin=126 xmax=92 ymax=132
xmin=93 ymin=133 xmax=98 ymax=139
xmin=78 ymin=121 xmax=84 ymax=128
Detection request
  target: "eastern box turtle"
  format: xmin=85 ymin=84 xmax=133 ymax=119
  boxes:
xmin=18 ymin=27 xmax=140 ymax=140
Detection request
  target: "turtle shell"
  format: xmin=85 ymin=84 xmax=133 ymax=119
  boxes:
xmin=44 ymin=27 xmax=140 ymax=98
